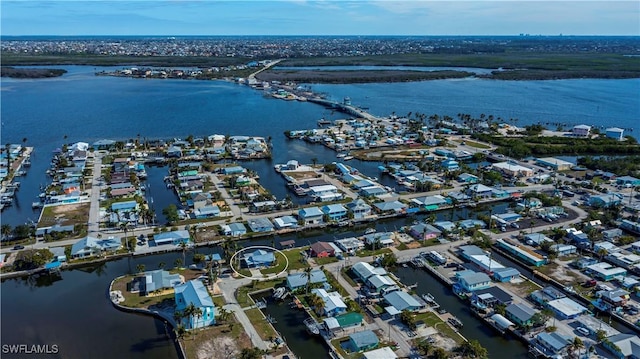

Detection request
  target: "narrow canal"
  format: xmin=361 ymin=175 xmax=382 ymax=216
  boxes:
xmin=394 ymin=266 xmax=530 ymax=358
xmin=252 ymin=292 xmax=332 ymax=359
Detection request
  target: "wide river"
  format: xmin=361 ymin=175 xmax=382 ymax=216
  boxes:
xmin=1 ymin=66 xmax=639 ymax=357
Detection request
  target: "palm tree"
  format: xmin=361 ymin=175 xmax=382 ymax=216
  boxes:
xmin=192 ymin=306 xmax=203 ymax=332
xmin=569 ymin=337 xmax=584 ymax=359
xmin=174 ymin=310 xmax=184 ymax=326
xmin=158 ymin=261 xmax=165 ymax=270
xmin=179 ymin=241 xmax=188 ymax=267
xmin=174 ymin=258 xmax=183 ymax=269
xmin=1 ymin=224 xmax=12 ymax=240
xmin=218 ymin=307 xmax=231 ymax=323
xmin=303 ymin=267 xmax=313 ymax=294
xmin=136 ymin=264 xmax=146 ymax=273
xmin=309 ymin=293 xmax=324 ymax=316
xmin=184 ymin=303 xmax=196 ymax=330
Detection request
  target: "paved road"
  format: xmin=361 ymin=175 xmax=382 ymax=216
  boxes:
xmin=88 ymin=152 xmax=103 ymax=235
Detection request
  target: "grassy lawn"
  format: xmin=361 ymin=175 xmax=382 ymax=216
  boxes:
xmin=330 ymin=337 xmax=360 ymax=359
xmin=356 ymin=248 xmax=391 ymax=257
xmin=244 ymin=308 xmax=278 ymax=340
xmin=414 ymin=312 xmax=465 ymax=345
xmin=38 ymin=202 xmax=91 ymax=228
xmin=323 ymin=270 xmax=350 ymax=297
xmin=341 ymin=268 xmax=359 ymax=288
xmin=315 ymin=256 xmax=339 ymax=265
xmin=111 ymin=275 xmax=175 ymax=308
xmin=212 ymin=295 xmax=226 ymax=308
xmin=261 ymin=247 xmax=310 ymax=275
xmin=181 ymin=318 xmax=252 ymax=359
xmin=236 ymin=278 xmax=285 ymax=308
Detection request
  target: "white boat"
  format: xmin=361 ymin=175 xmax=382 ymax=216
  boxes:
xmin=304 ymin=317 xmax=320 ymax=335
xmin=272 ymin=287 xmax=287 ymax=300
xmin=336 ymin=153 xmax=347 ymax=158
xmin=364 ymin=228 xmax=376 ymax=235
xmin=32 ymin=202 xmax=43 ymax=209
xmin=343 ymin=156 xmax=354 ymax=161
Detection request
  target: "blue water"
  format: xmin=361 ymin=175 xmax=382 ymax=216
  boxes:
xmin=2 ymin=66 xmax=639 ymax=228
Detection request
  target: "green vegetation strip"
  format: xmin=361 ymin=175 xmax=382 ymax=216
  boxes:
xmin=260 ymin=247 xmax=310 ymax=275
xmin=244 ymin=308 xmax=277 ymax=340
xmin=414 ymin=312 xmax=466 ymax=345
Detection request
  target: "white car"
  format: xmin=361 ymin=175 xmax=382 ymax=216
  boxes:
xmin=576 ymin=327 xmax=590 ymax=336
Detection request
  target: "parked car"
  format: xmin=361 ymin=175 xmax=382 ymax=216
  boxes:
xmin=583 ymin=279 xmax=597 ymax=288
xmin=576 ymin=327 xmax=590 ymax=336
xmin=12 ymin=245 xmax=25 ymax=250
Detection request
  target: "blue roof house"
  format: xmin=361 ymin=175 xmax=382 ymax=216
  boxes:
xmin=348 ymin=330 xmax=379 ymax=352
xmin=247 ymin=218 xmax=275 ymax=233
xmin=299 ymin=207 xmax=324 ymax=225
xmin=589 ymin=194 xmax=623 ymax=208
xmin=456 ymin=270 xmax=492 ymax=292
xmin=346 ymin=199 xmax=372 ymax=219
xmin=71 ymin=236 xmax=122 ymax=259
xmin=441 ymin=159 xmax=460 ymax=171
xmin=243 ymin=249 xmax=275 ymax=268
xmin=153 ymin=230 xmax=191 ymax=246
xmin=383 ymin=290 xmax=423 ymax=312
xmin=322 ymin=204 xmax=348 ymax=221
xmin=143 ymin=270 xmax=183 ymax=295
xmin=221 ymin=222 xmax=247 ymax=237
xmin=174 ymin=280 xmax=215 ymax=329
xmin=111 ymin=200 xmax=138 ymax=213
xmin=286 ymin=269 xmax=328 ymax=291
xmin=493 ymin=267 xmax=521 ymax=282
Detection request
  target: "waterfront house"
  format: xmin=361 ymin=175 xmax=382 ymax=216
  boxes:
xmin=249 ymin=200 xmax=276 ymax=213
xmin=605 ymin=127 xmax=625 ymax=141
xmin=535 ymin=157 xmax=573 ymax=171
xmin=70 ymin=236 xmax=122 ymax=259
xmin=141 ymin=270 xmax=182 ymax=295
xmin=311 ymin=288 xmax=347 ymax=317
xmin=492 ymin=267 xmax=521 ymax=282
xmin=572 ymin=124 xmax=592 ymax=137
xmin=351 ymin=262 xmax=386 ymax=282
xmin=298 ymin=206 xmax=324 ymax=225
xmin=360 ymin=186 xmax=388 ymax=198
xmin=273 ymin=215 xmax=299 ymax=230
xmin=242 ymin=249 xmax=275 ymax=268
xmin=603 ymin=333 xmax=640 ymax=359
xmin=586 ymin=262 xmax=627 ymax=281
xmin=247 ymin=218 xmax=275 ymax=233
xmin=321 ymin=204 xmax=348 ymax=221
xmin=49 ymin=247 xmax=67 ymax=263
xmin=323 ymin=312 xmax=364 ymax=334
xmin=92 ymin=139 xmax=116 ymax=150
xmin=373 ymin=200 xmax=407 ymax=214
xmin=531 ymin=287 xmax=566 ymax=306
xmin=222 ymin=166 xmax=246 ymax=175
xmin=471 ymin=287 xmax=514 ymax=308
xmin=310 ymin=241 xmax=335 ymax=258
xmin=496 ymin=238 xmax=547 ymax=267
xmin=411 ymin=195 xmax=448 ymax=211
xmin=286 ymin=269 xmax=327 ymax=291
xmin=194 ymin=205 xmax=220 ymax=219
xmin=363 ymin=232 xmax=395 ymax=248
xmin=546 ymin=297 xmax=587 ymax=320
xmin=346 ymin=199 xmax=372 ymax=219
xmin=607 ymin=251 xmax=640 ymax=270
xmin=505 ymin=302 xmax=537 ymax=327
xmin=459 ymin=245 xmax=505 ymax=273
xmin=348 ymin=330 xmax=379 ymax=352
xmin=603 ymin=228 xmax=623 ymax=241
xmin=336 ymin=237 xmax=364 ymax=254
xmin=456 ymin=270 xmax=492 ymax=292
xmin=367 ymin=274 xmax=397 ymax=294
xmin=532 ymin=332 xmax=571 ymax=357
xmin=622 ymin=220 xmax=640 ymax=236
xmin=596 ymin=289 xmax=630 ymax=310
xmin=550 ymin=244 xmax=577 ymax=257
xmin=440 ymin=159 xmax=459 ymax=171
xmin=221 ymin=222 xmax=247 ymax=237
xmin=524 ymin=233 xmax=553 ymax=247
xmin=383 ymin=290 xmax=423 ymax=312
xmin=408 ymin=223 xmax=442 ymax=241
xmin=174 ymin=280 xmax=215 ymax=329
xmin=466 ymin=184 xmax=494 ymax=199
xmin=153 ymin=230 xmax=190 ymax=246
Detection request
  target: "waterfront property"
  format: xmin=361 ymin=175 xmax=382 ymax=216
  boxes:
xmin=335 ymin=237 xmax=365 ymax=254
xmin=322 ymin=312 xmax=363 ymax=333
xmin=603 ymin=333 xmax=640 ymax=358
xmin=505 ymin=302 xmax=538 ymax=327
xmin=321 ymin=204 xmax=348 ymax=221
xmin=70 ymin=236 xmax=122 ymax=259
xmin=221 ymin=222 xmax=247 ymax=237
xmin=455 ymin=270 xmax=492 ymax=292
xmin=247 ymin=218 xmax=275 ymax=233
xmin=496 ymin=238 xmax=547 ymax=267
xmin=286 ymin=269 xmax=327 ymax=291
xmin=351 ymin=262 xmax=386 ymax=282
xmin=309 ymin=241 xmax=335 ymax=258
xmin=136 ymin=270 xmax=182 ymax=295
xmin=298 ymin=206 xmax=324 ymax=225
xmin=531 ymin=332 xmax=572 ymax=357
xmin=362 ymin=232 xmax=395 ymax=248
xmin=311 ymin=288 xmax=347 ymax=317
xmin=174 ymin=280 xmax=215 ymax=329
xmin=273 ymin=215 xmax=299 ymax=230
xmin=347 ymin=330 xmax=379 ymax=352
xmin=242 ymin=249 xmax=275 ymax=268
xmin=383 ymin=290 xmax=423 ymax=312
xmin=153 ymin=230 xmax=191 ymax=246
xmin=345 ymin=199 xmax=372 ymax=219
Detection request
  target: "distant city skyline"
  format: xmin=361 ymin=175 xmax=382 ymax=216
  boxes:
xmin=1 ymin=1 xmax=639 ymax=36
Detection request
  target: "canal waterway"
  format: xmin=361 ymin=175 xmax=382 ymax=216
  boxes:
xmin=252 ymin=292 xmax=332 ymax=359
xmin=393 ymin=266 xmax=530 ymax=358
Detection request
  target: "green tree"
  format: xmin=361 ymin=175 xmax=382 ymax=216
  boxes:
xmin=431 ymin=347 xmax=448 ymax=359
xmin=400 ymin=310 xmax=417 ymax=331
xmin=136 ymin=264 xmax=146 ymax=273
xmin=239 ymin=348 xmax=263 ymax=359
xmin=13 ymin=249 xmax=54 ymax=271
xmin=458 ymin=339 xmax=489 ymax=359
xmin=1 ymin=224 xmax=12 ymax=240
xmin=174 ymin=258 xmax=183 ymax=269
xmin=162 ymin=204 xmax=179 ymax=225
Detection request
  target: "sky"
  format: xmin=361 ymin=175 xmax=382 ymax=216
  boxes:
xmin=1 ymin=0 xmax=639 ymax=36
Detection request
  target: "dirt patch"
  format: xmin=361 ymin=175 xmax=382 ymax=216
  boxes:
xmin=406 ymin=242 xmax=422 ymax=249
xmin=195 ymin=335 xmax=238 ymax=359
xmin=38 ymin=202 xmax=90 ymax=227
xmin=432 ymin=333 xmax=457 ymax=352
